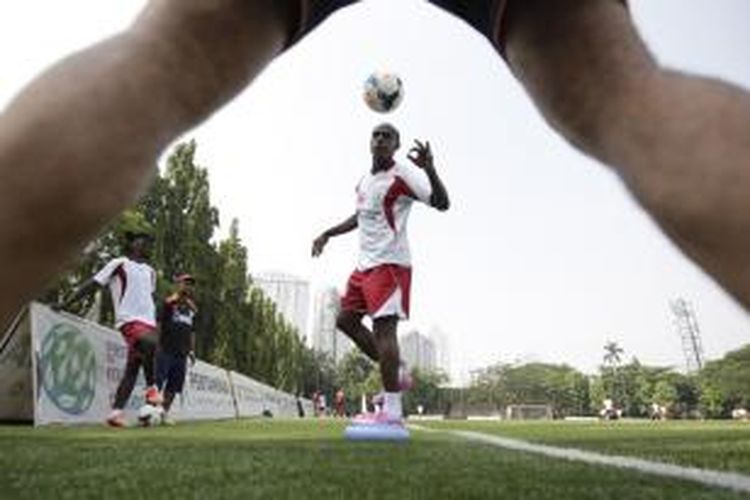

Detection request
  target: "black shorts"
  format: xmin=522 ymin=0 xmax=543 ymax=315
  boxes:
xmin=156 ymin=351 xmax=188 ymax=393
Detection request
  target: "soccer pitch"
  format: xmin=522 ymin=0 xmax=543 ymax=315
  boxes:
xmin=2 ymin=419 xmax=750 ymax=499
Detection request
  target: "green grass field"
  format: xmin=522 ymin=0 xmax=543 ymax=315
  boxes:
xmin=430 ymin=419 xmax=750 ymax=474
xmin=2 ymin=418 xmax=750 ymax=499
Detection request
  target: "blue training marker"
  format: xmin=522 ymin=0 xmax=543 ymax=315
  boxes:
xmin=344 ymin=423 xmax=410 ymax=441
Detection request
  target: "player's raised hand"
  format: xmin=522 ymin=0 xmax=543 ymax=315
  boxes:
xmin=311 ymin=234 xmax=329 ymax=257
xmin=408 ymin=140 xmax=434 ymax=171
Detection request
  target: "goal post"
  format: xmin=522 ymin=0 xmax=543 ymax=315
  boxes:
xmin=505 ymin=404 xmax=553 ymax=420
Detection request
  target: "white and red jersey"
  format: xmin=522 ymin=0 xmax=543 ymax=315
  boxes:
xmin=355 ymin=161 xmax=432 ymax=270
xmin=92 ymin=257 xmax=157 ymax=329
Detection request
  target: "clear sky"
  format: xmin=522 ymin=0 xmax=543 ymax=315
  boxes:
xmin=2 ymin=0 xmax=749 ymax=384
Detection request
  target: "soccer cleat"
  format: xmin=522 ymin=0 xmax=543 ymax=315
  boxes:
xmin=144 ymin=386 xmax=163 ymax=406
xmin=106 ymin=409 xmax=126 ymax=428
xmin=161 ymin=413 xmax=176 ymax=426
xmin=285 ymin=1 xmax=360 ymax=50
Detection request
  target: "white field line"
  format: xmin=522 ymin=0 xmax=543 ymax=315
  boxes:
xmin=408 ymin=424 xmax=750 ymax=494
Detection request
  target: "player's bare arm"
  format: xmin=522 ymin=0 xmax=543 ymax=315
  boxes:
xmin=311 ymin=213 xmax=359 ymax=257
xmin=408 ymin=139 xmax=450 ymax=211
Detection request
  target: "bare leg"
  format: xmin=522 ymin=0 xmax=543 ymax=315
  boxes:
xmin=372 ymin=315 xmax=400 ymax=392
xmin=0 ymin=0 xmax=357 ymax=328
xmin=113 ymin=350 xmax=142 ymax=410
xmin=502 ymin=0 xmax=750 ymax=307
xmin=163 ymin=391 xmax=176 ymax=413
xmin=134 ymin=335 xmax=157 ymax=386
xmin=336 ymin=310 xmax=380 ymax=362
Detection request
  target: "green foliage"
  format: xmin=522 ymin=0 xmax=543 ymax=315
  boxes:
xmin=335 ymin=351 xmax=376 ymax=413
xmin=698 ymin=344 xmax=750 ymax=417
xmin=403 ymin=368 xmax=449 ymax=415
xmin=468 ymin=362 xmax=590 ymax=417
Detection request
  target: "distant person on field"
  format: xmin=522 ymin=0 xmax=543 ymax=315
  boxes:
xmin=318 ymin=392 xmax=327 ymax=417
xmin=57 ymin=230 xmax=161 ymax=427
xmin=312 ymin=391 xmax=322 ymax=417
xmin=335 ymin=388 xmax=346 ymax=417
xmin=312 ymin=123 xmax=450 ymax=436
xmin=156 ymin=273 xmax=198 ymax=424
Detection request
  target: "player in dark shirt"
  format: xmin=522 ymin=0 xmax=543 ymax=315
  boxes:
xmin=156 ymin=273 xmax=197 ymax=423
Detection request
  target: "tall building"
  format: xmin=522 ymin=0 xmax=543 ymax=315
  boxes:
xmin=400 ymin=330 xmax=437 ymax=372
xmin=428 ymin=325 xmax=451 ymax=376
xmin=311 ymin=286 xmax=353 ymax=363
xmin=252 ymin=272 xmax=310 ymax=339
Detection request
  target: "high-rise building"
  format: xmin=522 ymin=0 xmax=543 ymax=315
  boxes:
xmin=311 ymin=286 xmax=353 ymax=363
xmin=400 ymin=330 xmax=437 ymax=372
xmin=252 ymin=272 xmax=310 ymax=339
xmin=428 ymin=325 xmax=451 ymax=376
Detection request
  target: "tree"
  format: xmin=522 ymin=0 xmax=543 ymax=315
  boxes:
xmin=603 ymin=341 xmax=624 ymax=366
xmin=601 ymin=341 xmax=626 ymax=408
xmin=698 ymin=344 xmax=750 ymax=417
xmin=153 ymin=140 xmax=222 ymax=358
xmin=213 ymin=219 xmax=250 ymax=369
xmin=337 ymin=351 xmax=377 ymax=413
xmin=467 ymin=361 xmax=591 ymax=417
xmin=403 ymin=368 xmax=450 ymax=415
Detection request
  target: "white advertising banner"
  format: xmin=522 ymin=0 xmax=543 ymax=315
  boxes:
xmin=169 ymin=360 xmax=237 ymax=421
xmin=11 ymin=303 xmax=308 ymax=426
xmin=32 ymin=304 xmax=237 ymax=424
xmin=230 ymin=371 xmax=314 ymax=418
xmin=0 ymin=310 xmax=34 ymax=421
xmin=32 ymin=303 xmax=142 ymax=425
xmin=228 ymin=371 xmax=267 ymax=417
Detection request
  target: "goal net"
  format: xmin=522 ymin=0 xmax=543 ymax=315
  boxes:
xmin=505 ymin=404 xmax=553 ymax=420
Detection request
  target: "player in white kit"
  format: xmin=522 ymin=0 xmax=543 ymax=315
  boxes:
xmin=59 ymin=230 xmax=162 ymax=427
xmin=312 ymin=123 xmax=450 ymax=436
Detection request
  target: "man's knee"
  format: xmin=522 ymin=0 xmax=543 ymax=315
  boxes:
xmin=336 ymin=310 xmax=360 ymax=333
xmin=372 ymin=315 xmax=398 ymax=337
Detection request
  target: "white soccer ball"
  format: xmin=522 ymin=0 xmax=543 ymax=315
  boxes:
xmin=363 ymin=71 xmax=404 ymax=113
xmin=137 ymin=404 xmax=163 ymax=427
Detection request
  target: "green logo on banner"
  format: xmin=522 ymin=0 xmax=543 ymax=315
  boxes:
xmin=39 ymin=323 xmax=96 ymax=415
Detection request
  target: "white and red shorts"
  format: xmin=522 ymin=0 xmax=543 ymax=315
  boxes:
xmin=119 ymin=320 xmax=157 ymax=356
xmin=340 ymin=264 xmax=412 ymax=319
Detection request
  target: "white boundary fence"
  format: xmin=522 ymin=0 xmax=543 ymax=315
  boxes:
xmin=0 ymin=303 xmax=313 ymax=425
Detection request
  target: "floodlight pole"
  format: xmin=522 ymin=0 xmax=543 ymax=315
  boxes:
xmin=670 ymin=298 xmax=705 ymax=373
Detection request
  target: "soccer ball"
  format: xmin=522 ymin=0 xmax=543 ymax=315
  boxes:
xmin=363 ymin=71 xmax=404 ymax=113
xmin=137 ymin=404 xmax=163 ymax=427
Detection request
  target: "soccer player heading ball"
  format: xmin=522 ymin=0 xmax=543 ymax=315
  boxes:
xmin=312 ymin=123 xmax=450 ymax=439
